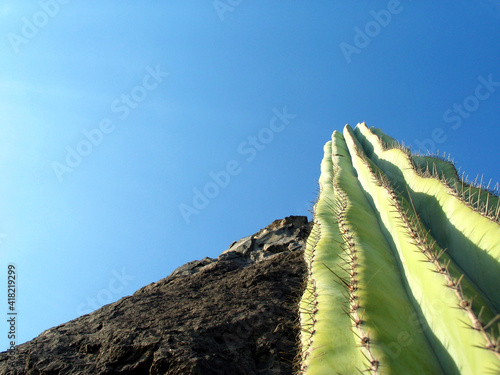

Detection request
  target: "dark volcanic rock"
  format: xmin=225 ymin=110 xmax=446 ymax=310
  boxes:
xmin=0 ymin=216 xmax=310 ymax=375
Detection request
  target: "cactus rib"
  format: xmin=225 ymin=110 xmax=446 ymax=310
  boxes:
xmin=354 ymin=123 xmax=500 ymax=313
xmin=299 ymin=124 xmax=500 ymax=374
xmin=343 ymin=125 xmax=499 ymax=374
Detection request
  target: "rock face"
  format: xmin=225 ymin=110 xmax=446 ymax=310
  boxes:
xmin=0 ymin=216 xmax=311 ymax=375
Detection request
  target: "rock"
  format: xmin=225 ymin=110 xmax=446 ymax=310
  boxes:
xmin=0 ymin=215 xmax=311 ymax=375
xmin=170 ymin=257 xmax=215 ymax=277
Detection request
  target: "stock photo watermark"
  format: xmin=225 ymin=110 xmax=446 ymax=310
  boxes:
xmin=52 ymin=64 xmax=168 ymax=183
xmin=413 ymin=74 xmax=500 ymax=154
xmin=76 ymin=268 xmax=134 ymax=316
xmin=6 ymin=264 xmax=17 ymax=353
xmin=178 ymin=106 xmax=296 ymax=224
xmin=213 ymin=0 xmax=243 ymax=21
xmin=339 ymin=0 xmax=408 ymax=63
xmin=7 ymin=0 xmax=71 ymax=54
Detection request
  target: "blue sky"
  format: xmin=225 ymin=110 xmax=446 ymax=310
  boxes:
xmin=1 ymin=1 xmax=499 ymax=350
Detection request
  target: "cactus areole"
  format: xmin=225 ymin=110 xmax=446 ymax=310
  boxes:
xmin=299 ymin=124 xmax=500 ymax=375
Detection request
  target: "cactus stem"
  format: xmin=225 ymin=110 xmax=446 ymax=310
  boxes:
xmin=301 ymin=126 xmax=500 ymax=373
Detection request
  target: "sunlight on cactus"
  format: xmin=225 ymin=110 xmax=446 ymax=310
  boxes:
xmin=299 ymin=124 xmax=500 ymax=375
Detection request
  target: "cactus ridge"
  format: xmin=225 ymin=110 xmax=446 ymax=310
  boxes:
xmin=376 ymin=167 xmax=499 ymax=361
xmin=371 ymin=126 xmax=500 ymax=223
xmin=354 ymin=124 xmax=500 ymax=313
xmin=357 ymin=135 xmax=498 ymax=334
xmin=299 ymin=124 xmax=500 ymax=375
xmin=299 ymin=220 xmax=320 ymax=366
xmin=413 ymin=163 xmax=500 ymax=223
xmin=300 ymin=140 xmax=367 ymax=374
xmin=332 ymin=170 xmax=379 ymax=374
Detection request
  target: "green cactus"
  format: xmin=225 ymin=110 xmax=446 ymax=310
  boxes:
xmin=299 ymin=124 xmax=500 ymax=375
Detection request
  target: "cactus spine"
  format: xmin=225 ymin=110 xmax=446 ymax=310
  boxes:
xmin=299 ymin=124 xmax=500 ymax=375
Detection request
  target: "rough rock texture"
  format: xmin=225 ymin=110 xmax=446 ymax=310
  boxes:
xmin=0 ymin=216 xmax=310 ymax=375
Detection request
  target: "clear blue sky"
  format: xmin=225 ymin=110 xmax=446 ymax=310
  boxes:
xmin=1 ymin=1 xmax=499 ymax=350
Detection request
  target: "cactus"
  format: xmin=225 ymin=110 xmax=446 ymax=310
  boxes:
xmin=299 ymin=124 xmax=500 ymax=375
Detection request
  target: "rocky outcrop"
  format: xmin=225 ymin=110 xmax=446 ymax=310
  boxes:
xmin=0 ymin=216 xmax=311 ymax=375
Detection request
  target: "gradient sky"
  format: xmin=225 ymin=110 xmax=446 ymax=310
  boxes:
xmin=1 ymin=1 xmax=499 ymax=350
